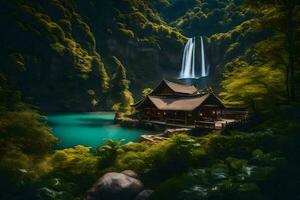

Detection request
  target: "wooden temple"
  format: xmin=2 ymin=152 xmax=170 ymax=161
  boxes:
xmin=133 ymin=80 xmax=233 ymax=129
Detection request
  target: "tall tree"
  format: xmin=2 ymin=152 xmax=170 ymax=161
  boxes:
xmin=110 ymin=57 xmax=134 ymax=114
xmin=244 ymin=0 xmax=299 ymax=100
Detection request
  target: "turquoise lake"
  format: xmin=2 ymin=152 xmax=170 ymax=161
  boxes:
xmin=47 ymin=113 xmax=146 ymax=148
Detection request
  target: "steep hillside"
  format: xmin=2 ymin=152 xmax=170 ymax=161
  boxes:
xmin=0 ymin=1 xmax=109 ymax=111
xmin=0 ymin=0 xmax=185 ymax=111
xmin=206 ymin=20 xmax=271 ymax=88
xmin=153 ymin=0 xmax=248 ymax=37
xmin=78 ymin=0 xmax=186 ymax=96
xmin=1 ymin=0 xmax=283 ymax=111
xmin=151 ymin=0 xmax=254 ymax=90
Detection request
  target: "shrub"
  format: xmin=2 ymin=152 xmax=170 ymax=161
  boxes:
xmin=97 ymin=140 xmax=124 ymax=168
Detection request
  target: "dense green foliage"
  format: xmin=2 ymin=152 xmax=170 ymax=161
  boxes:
xmin=7 ymin=119 xmax=296 ymax=200
xmin=0 ymin=0 xmax=186 ymax=112
xmin=219 ymin=0 xmax=300 ymax=111
xmin=142 ymin=88 xmax=154 ymax=97
xmin=0 ymin=0 xmax=109 ymax=111
xmin=153 ymin=0 xmax=248 ymax=37
xmin=110 ymin=57 xmax=134 ymax=114
xmin=97 ymin=139 xmax=125 ymax=168
xmin=113 ymin=116 xmax=300 ymax=200
xmin=77 ymin=0 xmax=186 ymax=96
xmin=0 ymin=73 xmax=58 ymax=199
xmin=0 ymin=0 xmax=300 ymax=200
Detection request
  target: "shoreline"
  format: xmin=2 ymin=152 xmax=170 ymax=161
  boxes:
xmin=44 ymin=111 xmax=115 ymax=116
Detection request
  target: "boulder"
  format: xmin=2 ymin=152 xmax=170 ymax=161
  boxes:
xmin=121 ymin=170 xmax=139 ymax=179
xmin=86 ymin=172 xmax=144 ymax=200
xmin=134 ymin=190 xmax=154 ymax=200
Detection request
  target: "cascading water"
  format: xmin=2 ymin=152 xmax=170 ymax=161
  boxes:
xmin=179 ymin=36 xmax=209 ymax=79
xmin=200 ymin=36 xmax=208 ymax=77
xmin=180 ymin=37 xmax=196 ymax=79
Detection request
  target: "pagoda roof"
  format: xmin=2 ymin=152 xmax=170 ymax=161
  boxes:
xmin=147 ymin=94 xmax=210 ymax=111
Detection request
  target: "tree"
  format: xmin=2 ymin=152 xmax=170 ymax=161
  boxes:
xmin=97 ymin=139 xmax=124 ymax=168
xmin=110 ymin=56 xmax=134 ymax=114
xmin=244 ymin=0 xmax=300 ymax=100
xmin=221 ymin=60 xmax=285 ymax=112
xmin=142 ymin=88 xmax=153 ymax=97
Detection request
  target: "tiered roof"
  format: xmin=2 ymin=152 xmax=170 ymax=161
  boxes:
xmin=160 ymin=80 xmax=198 ymax=95
xmin=134 ymin=80 xmax=224 ymax=111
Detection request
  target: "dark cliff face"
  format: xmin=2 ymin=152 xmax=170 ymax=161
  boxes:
xmin=0 ymin=1 xmax=111 ymax=112
xmin=151 ymin=0 xmax=254 ymax=90
xmin=0 ymin=0 xmax=258 ymax=111
xmin=0 ymin=0 xmax=185 ymax=111
xmin=78 ymin=0 xmax=186 ymax=97
xmin=102 ymin=37 xmax=183 ymax=97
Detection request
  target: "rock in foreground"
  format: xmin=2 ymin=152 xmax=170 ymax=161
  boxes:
xmin=86 ymin=171 xmax=144 ymax=200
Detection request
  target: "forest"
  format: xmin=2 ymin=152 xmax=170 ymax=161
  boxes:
xmin=0 ymin=0 xmax=299 ymax=199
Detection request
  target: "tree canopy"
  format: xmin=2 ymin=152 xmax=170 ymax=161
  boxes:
xmin=110 ymin=56 xmax=134 ymax=114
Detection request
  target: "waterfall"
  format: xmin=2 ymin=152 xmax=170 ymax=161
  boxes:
xmin=180 ymin=37 xmax=196 ymax=79
xmin=200 ymin=36 xmax=208 ymax=77
xmin=179 ymin=36 xmax=209 ymax=79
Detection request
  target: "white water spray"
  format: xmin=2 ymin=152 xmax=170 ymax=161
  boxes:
xmin=179 ymin=36 xmax=209 ymax=79
xmin=180 ymin=37 xmax=196 ymax=79
xmin=200 ymin=36 xmax=208 ymax=77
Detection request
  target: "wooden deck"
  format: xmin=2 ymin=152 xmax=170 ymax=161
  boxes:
xmin=141 ymin=120 xmax=195 ymax=129
xmin=138 ymin=118 xmax=249 ymax=143
xmin=141 ymin=118 xmax=238 ymax=130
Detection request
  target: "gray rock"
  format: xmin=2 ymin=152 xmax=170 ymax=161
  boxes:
xmin=86 ymin=172 xmax=144 ymax=200
xmin=121 ymin=170 xmax=139 ymax=179
xmin=134 ymin=190 xmax=154 ymax=200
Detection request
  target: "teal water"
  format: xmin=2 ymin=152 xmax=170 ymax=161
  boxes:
xmin=47 ymin=113 xmax=146 ymax=148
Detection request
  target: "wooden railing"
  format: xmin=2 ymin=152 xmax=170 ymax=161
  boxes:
xmin=222 ymin=118 xmax=249 ymax=130
xmin=195 ymin=120 xmax=216 ymax=129
xmin=195 ymin=117 xmax=250 ymax=130
xmin=221 ymin=110 xmax=248 ymax=120
xmin=166 ymin=118 xmax=186 ymax=125
xmin=139 ymin=116 xmax=251 ymax=130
